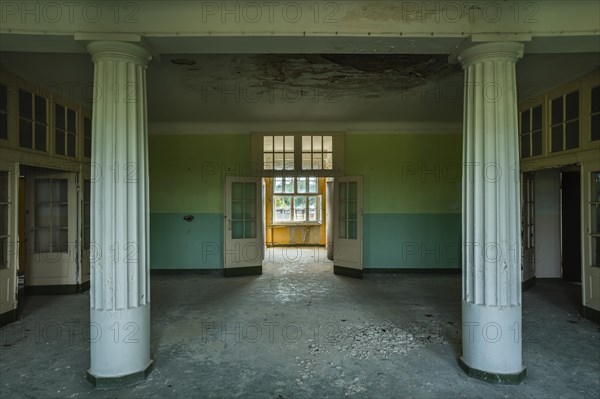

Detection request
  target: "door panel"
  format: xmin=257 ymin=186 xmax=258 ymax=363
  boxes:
xmin=26 ymin=172 xmax=78 ymax=286
xmin=333 ymin=176 xmax=363 ymax=277
xmin=224 ymin=176 xmax=263 ymax=275
xmin=0 ymin=166 xmax=17 ymax=316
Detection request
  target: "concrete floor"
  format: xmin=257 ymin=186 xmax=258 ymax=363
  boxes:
xmin=1 ymin=247 xmax=599 ymax=398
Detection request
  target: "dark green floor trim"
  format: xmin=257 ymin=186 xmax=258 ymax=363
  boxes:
xmin=224 ymin=266 xmax=262 ymax=277
xmin=522 ymin=277 xmax=536 ymax=291
xmin=26 ymin=284 xmax=79 ymax=295
xmin=0 ymin=309 xmax=17 ymax=328
xmin=78 ymin=281 xmax=90 ymax=293
xmin=87 ymin=361 xmax=153 ymax=389
xmin=334 ymin=266 xmax=363 ymax=279
xmin=151 ymin=269 xmax=224 ymax=276
xmin=583 ymin=306 xmax=600 ymax=323
xmin=459 ymin=357 xmax=526 ymax=384
xmin=364 ymin=268 xmax=461 ymax=274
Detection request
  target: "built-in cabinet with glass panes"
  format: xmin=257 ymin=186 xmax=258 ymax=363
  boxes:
xmin=591 ymin=86 xmax=600 ymax=142
xmin=591 ymin=172 xmax=600 ymax=268
xmin=0 ymin=84 xmax=7 ymax=141
xmin=55 ymin=104 xmax=77 ymax=157
xmin=551 ymin=90 xmax=580 ymax=152
xmin=34 ymin=179 xmax=68 ymax=253
xmin=19 ymin=90 xmax=47 ymax=151
xmin=520 ymin=104 xmax=543 ymax=158
xmin=0 ymin=171 xmax=8 ymax=269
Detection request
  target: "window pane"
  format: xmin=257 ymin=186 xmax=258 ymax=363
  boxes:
xmin=35 ymin=179 xmax=52 ymax=202
xmin=274 ymin=178 xmax=283 ymax=193
xmin=274 ymin=136 xmax=283 ymax=152
xmin=264 ymin=153 xmax=273 ymax=170
xmin=53 ymin=180 xmax=68 ymax=202
xmin=274 ymin=153 xmax=284 ymax=170
xmin=67 ymin=133 xmax=76 ymax=157
xmin=565 ymin=91 xmax=579 ymax=121
xmin=348 ymin=182 xmax=357 ymax=201
xmin=348 ymin=221 xmax=357 ymax=239
xmin=0 ymin=237 xmax=6 ymax=269
xmin=67 ymin=109 xmax=76 ymax=132
xmin=294 ymin=196 xmax=306 ymax=221
xmin=0 ymin=204 xmax=7 ymax=236
xmin=54 ymin=228 xmax=68 ymax=252
xmin=338 ymin=220 xmax=347 ymax=239
xmin=264 ymin=136 xmax=273 ymax=152
xmin=297 ymin=177 xmax=307 ymax=193
xmin=323 ymin=136 xmax=333 ymax=152
xmin=274 ymin=196 xmax=291 ymax=222
xmin=593 ymin=237 xmax=600 ymax=268
xmin=35 ymin=96 xmax=46 ymax=123
xmin=308 ymin=196 xmax=318 ymax=222
xmin=520 ymin=134 xmax=530 ymax=158
xmin=244 ymin=221 xmax=256 ymax=238
xmin=284 ymin=153 xmax=294 ymax=170
xmin=232 ymin=182 xmax=244 ymax=201
xmin=35 ymin=204 xmax=52 ymax=227
xmin=312 ymin=136 xmax=322 ymax=151
xmin=312 ymin=153 xmax=323 ymax=170
xmin=0 ymin=85 xmax=6 ymax=111
xmin=19 ymin=119 xmax=32 ymax=148
xmin=232 ymin=221 xmax=243 ymax=239
xmin=232 ymin=202 xmax=244 ymax=219
xmin=348 ymin=201 xmax=357 ymax=220
xmin=308 ymin=177 xmax=318 ymax=193
xmin=302 ymin=136 xmax=311 ymax=151
xmin=551 ymin=96 xmax=563 ymax=125
xmin=84 ymin=228 xmax=90 ymax=250
xmin=593 ymin=173 xmax=600 ymax=202
xmin=55 ymin=130 xmax=65 ymax=155
xmin=532 ymin=105 xmax=542 ymax=131
xmin=592 ymin=114 xmax=600 ymax=141
xmin=35 ymin=123 xmax=46 ymax=151
xmin=565 ymin=120 xmax=579 ymax=149
xmin=19 ymin=90 xmax=32 ymax=119
xmin=34 ymin=228 xmax=51 ymax=252
xmin=0 ymin=172 xmax=7 ymax=202
xmin=244 ymin=201 xmax=256 ymax=219
xmin=244 ymin=182 xmax=256 ymax=201
xmin=284 ymin=136 xmax=294 ymax=151
xmin=55 ymin=105 xmax=65 ymax=129
xmin=324 ymin=153 xmax=333 ymax=170
xmin=551 ymin=125 xmax=563 ymax=152
xmin=284 ymin=177 xmax=294 ymax=193
xmin=520 ymin=110 xmax=530 ymax=133
xmin=0 ymin=113 xmax=7 ymax=140
xmin=53 ymin=204 xmax=68 ymax=227
xmin=592 ymin=86 xmax=600 ymax=113
xmin=84 ymin=137 xmax=92 ymax=158
xmin=592 ymin=204 xmax=600 ymax=234
xmin=532 ymin=130 xmax=542 ymax=156
xmin=302 ymin=153 xmax=311 ymax=170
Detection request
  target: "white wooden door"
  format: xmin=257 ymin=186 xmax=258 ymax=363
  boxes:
xmin=0 ymin=166 xmax=17 ymax=316
xmin=26 ymin=172 xmax=78 ymax=286
xmin=224 ymin=176 xmax=263 ymax=276
xmin=333 ymin=176 xmax=363 ymax=278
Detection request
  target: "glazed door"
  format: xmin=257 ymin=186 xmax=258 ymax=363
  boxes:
xmin=224 ymin=176 xmax=263 ymax=275
xmin=333 ymin=176 xmax=363 ymax=278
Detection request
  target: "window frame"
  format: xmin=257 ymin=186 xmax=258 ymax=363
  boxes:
xmin=272 ymin=177 xmax=322 ymax=225
xmin=18 ymin=89 xmax=48 ymax=152
xmin=0 ymin=84 xmax=8 ymax=141
xmin=549 ymin=90 xmax=580 ymax=153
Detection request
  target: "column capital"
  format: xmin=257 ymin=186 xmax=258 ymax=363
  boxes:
xmin=457 ymin=41 xmax=524 ymax=68
xmin=87 ymin=41 xmax=152 ymax=66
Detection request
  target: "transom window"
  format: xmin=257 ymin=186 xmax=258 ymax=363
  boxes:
xmin=34 ymin=179 xmax=68 ymax=253
xmin=55 ymin=104 xmax=77 ymax=157
xmin=520 ymin=105 xmax=542 ymax=158
xmin=591 ymin=86 xmax=599 ymax=142
xmin=0 ymin=84 xmax=7 ymax=140
xmin=273 ymin=177 xmax=321 ymax=224
xmin=19 ymin=89 xmax=47 ymax=151
xmin=0 ymin=171 xmax=9 ymax=269
xmin=302 ymin=135 xmax=333 ymax=170
xmin=550 ymin=90 xmax=579 ymax=152
xmin=263 ymin=135 xmax=294 ymax=170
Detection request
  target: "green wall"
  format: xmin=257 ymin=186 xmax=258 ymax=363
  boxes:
xmin=148 ymin=133 xmax=462 ymax=270
xmin=149 ymin=134 xmax=250 ymax=269
xmin=346 ymin=134 xmax=462 ymax=269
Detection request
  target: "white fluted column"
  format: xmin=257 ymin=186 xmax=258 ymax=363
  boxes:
xmin=458 ymin=42 xmax=526 ymax=383
xmin=87 ymin=41 xmax=152 ymax=387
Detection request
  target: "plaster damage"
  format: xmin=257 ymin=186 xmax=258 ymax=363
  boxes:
xmin=170 ymin=54 xmax=459 ymax=100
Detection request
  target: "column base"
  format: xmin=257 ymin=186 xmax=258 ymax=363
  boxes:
xmin=87 ymin=361 xmax=153 ymax=389
xmin=459 ymin=357 xmax=526 ymax=384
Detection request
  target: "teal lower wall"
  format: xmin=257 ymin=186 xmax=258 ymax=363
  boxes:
xmin=150 ymin=213 xmax=223 ymax=269
xmin=363 ymin=214 xmax=461 ymax=269
xmin=150 ymin=213 xmax=461 ymax=270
